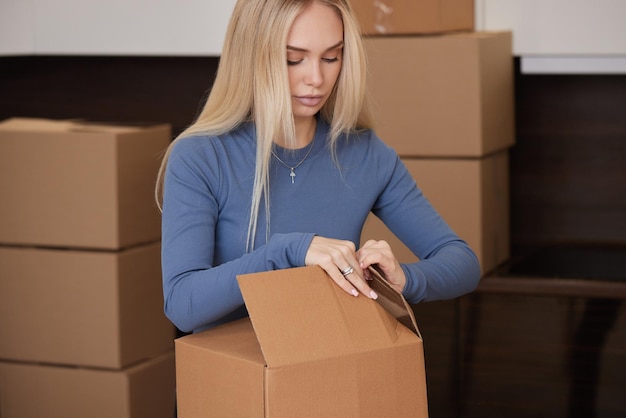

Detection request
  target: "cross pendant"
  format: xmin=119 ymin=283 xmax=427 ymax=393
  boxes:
xmin=290 ymin=169 xmax=296 ymax=184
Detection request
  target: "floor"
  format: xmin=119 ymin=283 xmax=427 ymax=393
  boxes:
xmin=413 ymin=244 xmax=626 ymax=418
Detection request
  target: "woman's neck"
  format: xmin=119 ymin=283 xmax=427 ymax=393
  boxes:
xmin=286 ymin=116 xmax=317 ymax=149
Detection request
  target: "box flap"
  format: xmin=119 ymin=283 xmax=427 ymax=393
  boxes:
xmin=0 ymin=117 xmax=76 ymax=132
xmin=237 ymin=266 xmax=419 ymax=368
xmin=368 ymin=266 xmax=421 ymax=338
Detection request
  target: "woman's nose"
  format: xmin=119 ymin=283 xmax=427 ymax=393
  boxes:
xmin=304 ymin=61 xmax=323 ymax=87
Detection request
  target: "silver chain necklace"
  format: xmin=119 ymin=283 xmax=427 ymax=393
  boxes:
xmin=271 ymin=137 xmax=315 ymax=184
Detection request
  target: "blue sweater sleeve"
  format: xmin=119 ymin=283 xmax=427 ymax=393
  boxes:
xmin=370 ymin=148 xmax=481 ymax=304
xmin=161 ymin=137 xmax=314 ymax=332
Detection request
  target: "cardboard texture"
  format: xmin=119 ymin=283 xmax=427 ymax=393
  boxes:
xmin=0 ymin=242 xmax=175 ymax=369
xmin=351 ymin=0 xmax=474 ymax=35
xmin=0 ymin=352 xmax=176 ymax=418
xmin=364 ymin=31 xmax=514 ymax=157
xmin=175 ymin=266 xmax=428 ymax=418
xmin=361 ymin=151 xmax=510 ymax=275
xmin=0 ymin=117 xmax=171 ymax=250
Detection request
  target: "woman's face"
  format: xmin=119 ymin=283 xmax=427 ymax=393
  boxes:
xmin=286 ymin=2 xmax=344 ymax=123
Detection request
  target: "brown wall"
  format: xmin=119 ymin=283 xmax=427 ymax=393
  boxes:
xmin=0 ymin=56 xmax=219 ymax=137
xmin=511 ymin=67 xmax=626 ymax=248
xmin=1 ymin=56 xmax=625 ymax=253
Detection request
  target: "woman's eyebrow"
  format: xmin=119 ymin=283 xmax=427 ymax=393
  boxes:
xmin=287 ymin=40 xmax=344 ymax=53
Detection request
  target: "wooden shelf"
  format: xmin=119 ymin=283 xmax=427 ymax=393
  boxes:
xmin=478 ymin=275 xmax=626 ymax=299
xmin=479 ymin=243 xmax=626 ymax=299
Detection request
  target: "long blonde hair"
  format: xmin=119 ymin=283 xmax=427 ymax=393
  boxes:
xmin=155 ymin=0 xmax=372 ymax=250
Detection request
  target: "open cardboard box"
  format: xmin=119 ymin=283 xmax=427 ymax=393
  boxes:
xmin=175 ymin=266 xmax=428 ymax=417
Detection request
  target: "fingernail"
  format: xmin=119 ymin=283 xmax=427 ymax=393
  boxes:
xmin=351 ymin=289 xmax=359 ymax=297
xmin=370 ymin=291 xmax=378 ymax=300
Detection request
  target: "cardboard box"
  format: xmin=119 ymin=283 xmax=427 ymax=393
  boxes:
xmin=0 ymin=242 xmax=175 ymax=369
xmin=364 ymin=31 xmax=514 ymax=157
xmin=361 ymin=151 xmax=510 ymax=275
xmin=0 ymin=352 xmax=175 ymax=418
xmin=351 ymin=0 xmax=474 ymax=35
xmin=0 ymin=117 xmax=171 ymax=250
xmin=175 ymin=266 xmax=428 ymax=417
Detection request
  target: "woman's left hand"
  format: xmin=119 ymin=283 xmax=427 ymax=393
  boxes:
xmin=357 ymin=239 xmax=407 ymax=294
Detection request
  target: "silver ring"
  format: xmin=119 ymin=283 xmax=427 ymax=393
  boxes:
xmin=341 ymin=266 xmax=354 ymax=276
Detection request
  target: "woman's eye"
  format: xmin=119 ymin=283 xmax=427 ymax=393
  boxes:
xmin=322 ymin=57 xmax=339 ymax=63
xmin=287 ymin=60 xmax=301 ymax=66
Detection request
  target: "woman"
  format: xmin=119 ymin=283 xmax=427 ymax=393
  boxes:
xmin=156 ymin=0 xmax=481 ymax=333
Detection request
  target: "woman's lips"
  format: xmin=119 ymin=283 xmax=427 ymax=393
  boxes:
xmin=295 ymin=95 xmax=324 ymax=107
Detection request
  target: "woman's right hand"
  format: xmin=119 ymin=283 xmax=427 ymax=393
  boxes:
xmin=304 ymin=236 xmax=378 ymax=300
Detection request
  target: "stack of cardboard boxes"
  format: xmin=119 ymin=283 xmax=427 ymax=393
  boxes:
xmin=0 ymin=118 xmax=176 ymax=417
xmin=356 ymin=0 xmax=515 ymax=275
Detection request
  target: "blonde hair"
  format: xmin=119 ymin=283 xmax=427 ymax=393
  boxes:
xmin=155 ymin=0 xmax=372 ymax=250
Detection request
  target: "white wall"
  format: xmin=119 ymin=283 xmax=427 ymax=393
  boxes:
xmin=475 ymin=0 xmax=626 ymax=73
xmin=0 ymin=0 xmax=236 ymax=56
xmin=2 ymin=0 xmax=625 ymax=73
xmin=0 ymin=0 xmax=35 ymax=54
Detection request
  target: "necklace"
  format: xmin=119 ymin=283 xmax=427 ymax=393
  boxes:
xmin=271 ymin=137 xmax=315 ymax=184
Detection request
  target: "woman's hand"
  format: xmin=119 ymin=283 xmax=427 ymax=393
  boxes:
xmin=357 ymin=239 xmax=406 ymax=294
xmin=305 ymin=236 xmax=378 ymax=299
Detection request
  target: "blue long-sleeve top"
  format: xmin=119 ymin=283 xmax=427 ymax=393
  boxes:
xmin=161 ymin=119 xmax=481 ymax=333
